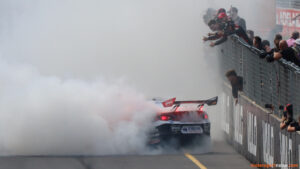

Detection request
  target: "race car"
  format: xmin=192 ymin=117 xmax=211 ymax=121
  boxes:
xmin=148 ymin=96 xmax=218 ymax=147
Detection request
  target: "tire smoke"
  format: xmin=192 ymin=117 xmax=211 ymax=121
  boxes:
xmin=0 ymin=59 xmax=157 ymax=155
xmin=0 ymin=0 xmax=232 ymax=155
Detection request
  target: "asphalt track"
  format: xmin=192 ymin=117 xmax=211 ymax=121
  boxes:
xmin=0 ymin=141 xmax=255 ymax=169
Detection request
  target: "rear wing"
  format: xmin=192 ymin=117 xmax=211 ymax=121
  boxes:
xmin=162 ymin=96 xmax=218 ymax=108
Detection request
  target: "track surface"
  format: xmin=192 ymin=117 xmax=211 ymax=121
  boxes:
xmin=0 ymin=141 xmax=255 ymax=169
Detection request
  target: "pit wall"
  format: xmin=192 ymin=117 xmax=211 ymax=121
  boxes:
xmin=222 ymin=83 xmax=300 ymax=169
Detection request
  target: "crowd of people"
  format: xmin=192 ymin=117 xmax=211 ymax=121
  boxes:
xmin=203 ymin=7 xmax=300 ymax=132
xmin=203 ymin=7 xmax=300 ymax=67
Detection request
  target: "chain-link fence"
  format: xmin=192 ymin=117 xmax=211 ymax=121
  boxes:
xmin=219 ymin=35 xmax=300 ymax=117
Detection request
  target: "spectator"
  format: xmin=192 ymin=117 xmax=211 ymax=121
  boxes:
xmin=247 ymin=30 xmax=254 ymax=42
xmin=228 ymin=7 xmax=246 ymax=31
xmin=217 ymin=8 xmax=226 ymax=15
xmin=263 ymin=34 xmax=282 ymax=59
xmin=225 ymin=70 xmax=243 ymax=104
xmin=286 ymin=31 xmax=299 ymax=47
xmin=203 ymin=8 xmax=217 ymax=25
xmin=271 ymin=40 xmax=300 ymax=66
xmin=253 ymin=36 xmax=263 ymax=50
xmin=204 ymin=18 xmax=252 ymax=47
xmin=262 ymin=40 xmax=271 ymax=52
xmin=273 ymin=34 xmax=282 ymax=50
xmin=217 ymin=12 xmax=228 ymax=22
xmin=207 ymin=19 xmax=218 ymax=32
xmin=280 ymin=104 xmax=294 ymax=130
xmin=293 ymin=39 xmax=300 ymax=61
xmin=203 ymin=20 xmax=223 ymax=42
xmin=287 ymin=116 xmax=300 ymax=132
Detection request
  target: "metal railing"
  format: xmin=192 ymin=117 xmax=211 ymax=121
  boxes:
xmin=219 ymin=35 xmax=300 ymax=117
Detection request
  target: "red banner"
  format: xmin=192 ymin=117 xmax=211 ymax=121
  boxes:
xmin=276 ymin=8 xmax=300 ymax=36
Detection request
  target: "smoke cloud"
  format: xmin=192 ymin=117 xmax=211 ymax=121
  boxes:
xmin=0 ymin=58 xmax=159 ymax=155
xmin=0 ymin=0 xmax=270 ymax=155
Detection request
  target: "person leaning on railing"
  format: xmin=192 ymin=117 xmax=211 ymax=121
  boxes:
xmin=228 ymin=7 xmax=246 ymax=32
xmin=246 ymin=30 xmax=254 ymax=42
xmin=259 ymin=34 xmax=282 ymax=59
xmin=203 ymin=10 xmax=252 ymax=47
xmin=292 ymin=39 xmax=300 ymax=61
xmin=253 ymin=36 xmax=263 ymax=50
xmin=287 ymin=31 xmax=299 ymax=47
xmin=280 ymin=104 xmax=295 ymax=130
xmin=266 ymin=40 xmax=300 ymax=66
xmin=287 ymin=116 xmax=300 ymax=132
xmin=262 ymin=40 xmax=271 ymax=52
xmin=225 ymin=70 xmax=243 ymax=105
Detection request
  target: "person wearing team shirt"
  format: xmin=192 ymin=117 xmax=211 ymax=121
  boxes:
xmin=280 ymin=104 xmax=295 ymax=130
xmin=272 ymin=40 xmax=300 ymax=66
xmin=228 ymin=7 xmax=246 ymax=31
xmin=287 ymin=116 xmax=300 ymax=132
xmin=203 ymin=12 xmax=252 ymax=47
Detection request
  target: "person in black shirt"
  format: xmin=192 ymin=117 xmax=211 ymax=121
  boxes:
xmin=247 ymin=30 xmax=254 ymax=42
xmin=273 ymin=40 xmax=300 ymax=66
xmin=204 ymin=19 xmax=252 ymax=47
xmin=253 ymin=36 xmax=263 ymax=50
xmin=262 ymin=40 xmax=271 ymax=52
xmin=261 ymin=34 xmax=282 ymax=59
xmin=228 ymin=7 xmax=246 ymax=31
xmin=203 ymin=8 xmax=217 ymax=25
xmin=284 ymin=104 xmax=300 ymax=132
xmin=280 ymin=104 xmax=294 ymax=130
xmin=225 ymin=70 xmax=243 ymax=104
xmin=288 ymin=116 xmax=300 ymax=132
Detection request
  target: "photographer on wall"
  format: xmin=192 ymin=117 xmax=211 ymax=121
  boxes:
xmin=265 ymin=104 xmax=298 ymax=131
xmin=280 ymin=104 xmax=295 ymax=130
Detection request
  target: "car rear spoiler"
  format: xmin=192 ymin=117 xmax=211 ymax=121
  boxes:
xmin=162 ymin=96 xmax=218 ymax=107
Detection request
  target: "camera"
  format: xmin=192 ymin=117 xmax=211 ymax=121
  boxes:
xmin=290 ymin=121 xmax=299 ymax=127
xmin=266 ymin=54 xmax=275 ymax=62
xmin=265 ymin=104 xmax=284 ymax=110
xmin=279 ymin=105 xmax=284 ymax=110
xmin=265 ymin=104 xmax=273 ymax=109
xmin=259 ymin=52 xmax=268 ymax=59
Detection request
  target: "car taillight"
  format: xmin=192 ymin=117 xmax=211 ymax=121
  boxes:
xmin=160 ymin=115 xmax=171 ymax=121
xmin=199 ymin=105 xmax=204 ymax=112
xmin=203 ymin=114 xmax=208 ymax=119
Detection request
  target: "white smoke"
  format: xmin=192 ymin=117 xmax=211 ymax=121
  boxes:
xmin=0 ymin=58 xmax=157 ymax=155
xmin=0 ymin=0 xmax=238 ymax=155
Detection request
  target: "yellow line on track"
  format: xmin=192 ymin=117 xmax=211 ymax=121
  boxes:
xmin=184 ymin=153 xmax=207 ymax=169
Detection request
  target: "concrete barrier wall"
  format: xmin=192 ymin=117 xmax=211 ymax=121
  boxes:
xmin=222 ymin=83 xmax=300 ymax=169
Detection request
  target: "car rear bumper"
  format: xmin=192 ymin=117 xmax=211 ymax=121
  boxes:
xmin=148 ymin=123 xmax=210 ymax=145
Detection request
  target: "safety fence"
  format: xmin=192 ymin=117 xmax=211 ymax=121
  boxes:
xmin=219 ymin=36 xmax=300 ymax=117
xmin=219 ymin=36 xmax=300 ymax=169
xmin=222 ymin=86 xmax=300 ymax=169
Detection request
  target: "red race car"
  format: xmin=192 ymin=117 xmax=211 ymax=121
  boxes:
xmin=148 ymin=96 xmax=218 ymax=147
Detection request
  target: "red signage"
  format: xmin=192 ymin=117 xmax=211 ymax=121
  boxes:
xmin=276 ymin=8 xmax=300 ymax=36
